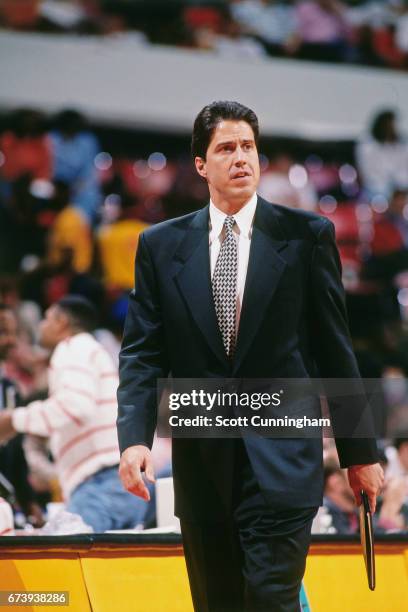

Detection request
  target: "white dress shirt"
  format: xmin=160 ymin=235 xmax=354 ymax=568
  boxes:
xmin=209 ymin=192 xmax=257 ymax=331
xmin=355 ymin=137 xmax=408 ymax=197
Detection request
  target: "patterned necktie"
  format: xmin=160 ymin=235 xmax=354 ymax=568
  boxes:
xmin=212 ymin=215 xmax=238 ymax=358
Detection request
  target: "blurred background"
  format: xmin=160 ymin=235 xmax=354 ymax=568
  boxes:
xmin=1 ymin=0 xmax=408 ymax=535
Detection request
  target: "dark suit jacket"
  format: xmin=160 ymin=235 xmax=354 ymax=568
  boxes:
xmin=117 ymin=196 xmax=379 ymax=522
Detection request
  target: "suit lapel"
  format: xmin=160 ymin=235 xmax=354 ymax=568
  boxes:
xmin=173 ymin=198 xmax=288 ymax=371
xmin=232 ymin=198 xmax=288 ymax=374
xmin=174 ymin=206 xmax=228 ymax=367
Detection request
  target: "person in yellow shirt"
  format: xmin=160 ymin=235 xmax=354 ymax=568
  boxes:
xmin=97 ymin=202 xmax=150 ymax=291
xmin=47 ymin=181 xmax=93 ymax=275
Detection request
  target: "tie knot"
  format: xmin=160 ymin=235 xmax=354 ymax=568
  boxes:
xmin=224 ymin=216 xmax=235 ymax=233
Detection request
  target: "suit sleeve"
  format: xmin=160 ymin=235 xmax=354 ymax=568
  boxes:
xmin=117 ymin=233 xmax=169 ymax=453
xmin=309 ymin=219 xmax=379 ymax=468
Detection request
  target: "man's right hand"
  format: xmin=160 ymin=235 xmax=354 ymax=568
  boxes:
xmin=119 ymin=445 xmax=155 ymax=501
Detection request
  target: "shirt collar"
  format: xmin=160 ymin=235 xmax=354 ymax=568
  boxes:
xmin=209 ymin=192 xmax=257 ymax=242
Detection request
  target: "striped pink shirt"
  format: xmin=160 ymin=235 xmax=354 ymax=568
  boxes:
xmin=0 ymin=497 xmax=14 ymax=535
xmin=12 ymin=333 xmax=120 ymax=499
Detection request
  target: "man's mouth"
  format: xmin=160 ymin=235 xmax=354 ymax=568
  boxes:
xmin=232 ymin=171 xmax=250 ymax=179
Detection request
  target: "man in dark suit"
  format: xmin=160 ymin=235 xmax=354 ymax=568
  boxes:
xmin=117 ymin=101 xmax=384 ymax=612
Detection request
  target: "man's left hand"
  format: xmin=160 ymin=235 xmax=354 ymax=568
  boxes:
xmin=347 ymin=463 xmax=384 ymax=512
xmin=0 ymin=411 xmax=16 ymax=442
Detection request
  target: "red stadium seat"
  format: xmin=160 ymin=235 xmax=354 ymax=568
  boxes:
xmin=371 ymin=217 xmax=404 ymax=256
xmin=183 ymin=7 xmax=224 ymax=33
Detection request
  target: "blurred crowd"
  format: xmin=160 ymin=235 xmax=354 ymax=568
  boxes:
xmin=1 ymin=0 xmax=408 ymax=70
xmin=0 ymin=103 xmax=408 ymax=535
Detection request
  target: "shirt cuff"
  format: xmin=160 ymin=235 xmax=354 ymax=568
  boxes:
xmin=11 ymin=408 xmax=29 ymax=433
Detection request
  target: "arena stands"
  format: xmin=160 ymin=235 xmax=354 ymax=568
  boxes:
xmin=0 ymin=1 xmax=407 ymax=71
xmin=0 ymin=1 xmax=408 ymax=540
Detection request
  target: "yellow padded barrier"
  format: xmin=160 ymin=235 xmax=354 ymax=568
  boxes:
xmin=304 ymin=542 xmax=408 ymax=612
xmin=0 ymin=540 xmax=407 ymax=611
xmin=0 ymin=554 xmax=91 ymax=612
xmin=80 ymin=546 xmax=192 ymax=612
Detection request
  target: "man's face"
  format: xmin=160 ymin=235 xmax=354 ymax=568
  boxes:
xmin=398 ymin=441 xmax=408 ymax=471
xmin=195 ymin=120 xmax=260 ymax=208
xmin=38 ymin=305 xmax=66 ymax=350
xmin=0 ymin=310 xmax=18 ymax=361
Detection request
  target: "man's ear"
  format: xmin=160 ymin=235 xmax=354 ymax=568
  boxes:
xmin=56 ymin=309 xmax=71 ymax=334
xmin=194 ymin=156 xmax=207 ymax=179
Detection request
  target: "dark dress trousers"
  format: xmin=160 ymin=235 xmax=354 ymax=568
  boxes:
xmin=117 ymin=197 xmax=378 ymax=611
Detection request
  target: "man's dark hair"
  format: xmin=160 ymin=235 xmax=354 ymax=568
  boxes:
xmin=53 ymin=109 xmax=86 ymax=135
xmin=8 ymin=108 xmax=47 ymax=138
xmin=394 ymin=436 xmax=408 ymax=451
xmin=370 ymin=109 xmax=397 ymax=143
xmin=191 ymin=100 xmax=259 ymax=160
xmin=56 ymin=295 xmax=98 ymax=332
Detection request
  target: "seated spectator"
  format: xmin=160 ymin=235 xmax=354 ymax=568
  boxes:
xmin=1 ymin=311 xmax=48 ymax=400
xmin=385 ymin=435 xmax=408 ymax=478
xmin=22 ymin=433 xmax=58 ymax=502
xmin=183 ymin=5 xmax=224 ymax=34
xmin=383 ymin=189 xmax=408 ymax=246
xmin=0 ymin=295 xmax=149 ymax=532
xmin=38 ymin=0 xmax=87 ymax=33
xmin=0 ymin=277 xmax=49 ymax=399
xmin=374 ymin=442 xmax=408 ymax=532
xmin=372 ymin=23 xmax=406 ymax=69
xmin=395 ymin=1 xmax=408 ymax=63
xmin=0 ymin=0 xmax=39 ymax=30
xmin=258 ymin=152 xmax=317 ymax=210
xmin=0 ymin=277 xmax=41 ymax=347
xmin=212 ymin=19 xmax=267 ymax=59
xmin=47 ymin=181 xmax=93 ymax=275
xmin=0 ymin=303 xmax=44 ymax=526
xmin=323 ymin=460 xmax=358 ymax=534
xmin=230 ymin=0 xmax=296 ymax=56
xmin=346 ymin=0 xmax=400 ymax=67
xmin=6 ymin=174 xmax=54 ymax=262
xmin=291 ymin=0 xmax=353 ymax=63
xmin=191 ymin=16 xmax=266 ymax=59
xmin=362 ymin=190 xmax=408 ymax=312
xmin=96 ymin=200 xmax=149 ymax=292
xmin=48 ymin=109 xmax=102 ymax=224
xmin=0 ymin=497 xmax=14 ymax=535
xmin=0 ymin=109 xmax=52 ymax=202
xmin=375 ymin=474 xmax=408 ymax=532
xmin=355 ymin=109 xmax=408 ymax=198
xmin=369 ymin=189 xmax=407 ymax=256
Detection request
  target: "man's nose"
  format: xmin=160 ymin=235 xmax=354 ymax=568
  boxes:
xmin=233 ymin=146 xmax=245 ymax=165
